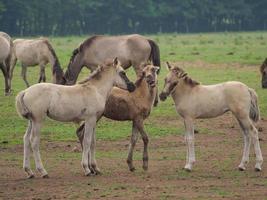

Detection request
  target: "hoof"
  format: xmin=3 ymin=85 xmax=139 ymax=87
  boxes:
xmin=183 ymin=167 xmax=192 ymax=172
xmin=129 ymin=167 xmax=136 ymax=172
xmin=27 ymin=174 xmax=35 ymax=179
xmin=255 ymin=167 xmax=262 ymax=172
xmin=42 ymin=174 xmax=49 ymax=178
xmin=238 ymin=166 xmax=246 ymax=171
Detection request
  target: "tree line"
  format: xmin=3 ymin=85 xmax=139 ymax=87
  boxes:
xmin=0 ymin=0 xmax=267 ymax=36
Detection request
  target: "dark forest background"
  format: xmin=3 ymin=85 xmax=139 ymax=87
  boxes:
xmin=0 ymin=0 xmax=267 ymax=36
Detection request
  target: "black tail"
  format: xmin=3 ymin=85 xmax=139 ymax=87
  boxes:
xmin=147 ymin=39 xmax=161 ymax=74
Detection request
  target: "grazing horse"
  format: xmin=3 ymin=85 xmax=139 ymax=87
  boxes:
xmin=76 ymin=64 xmax=159 ymax=172
xmin=10 ymin=38 xmax=64 ymax=87
xmin=0 ymin=32 xmax=12 ymax=95
xmin=159 ymin=62 xmax=263 ymax=172
xmin=260 ymin=58 xmax=267 ymax=88
xmin=16 ymin=58 xmax=135 ymax=178
xmin=53 ymin=34 xmax=160 ymax=106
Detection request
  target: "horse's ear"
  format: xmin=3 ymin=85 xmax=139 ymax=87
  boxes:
xmin=166 ymin=62 xmax=172 ymax=71
xmin=154 ymin=66 xmax=160 ymax=74
xmin=113 ymin=57 xmax=121 ymax=67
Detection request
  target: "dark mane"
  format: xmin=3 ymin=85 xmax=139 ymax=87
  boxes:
xmin=44 ymin=40 xmax=63 ymax=76
xmin=65 ymin=36 xmax=101 ymax=81
xmin=173 ymin=66 xmax=200 ymax=87
xmin=79 ymin=35 xmax=100 ymax=52
xmin=260 ymin=58 xmax=267 ymax=74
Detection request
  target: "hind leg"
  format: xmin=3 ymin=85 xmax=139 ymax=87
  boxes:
xmin=237 ymin=117 xmax=263 ymax=171
xmin=0 ymin=62 xmax=10 ymax=95
xmin=237 ymin=118 xmax=251 ymax=171
xmin=21 ymin=64 xmax=30 ymax=87
xmin=38 ymin=64 xmax=46 ymax=83
xmin=127 ymin=121 xmax=139 ymax=171
xmin=30 ymin=121 xmax=48 ymax=178
xmin=23 ymin=121 xmax=34 ymax=178
xmin=135 ymin=119 xmax=149 ymax=171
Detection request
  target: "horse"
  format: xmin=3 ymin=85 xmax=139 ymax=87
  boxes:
xmin=15 ymin=58 xmax=135 ymax=178
xmin=52 ymin=34 xmax=160 ymax=106
xmin=0 ymin=32 xmax=12 ymax=95
xmin=159 ymin=62 xmax=263 ymax=172
xmin=260 ymin=58 xmax=267 ymax=88
xmin=76 ymin=63 xmax=159 ymax=172
xmin=10 ymin=38 xmax=64 ymax=88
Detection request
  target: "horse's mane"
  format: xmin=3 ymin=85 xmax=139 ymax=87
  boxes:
xmin=44 ymin=40 xmax=64 ymax=77
xmin=173 ymin=66 xmax=200 ymax=87
xmin=65 ymin=36 xmax=101 ymax=80
xmin=78 ymin=61 xmax=113 ymax=84
xmin=260 ymin=58 xmax=267 ymax=74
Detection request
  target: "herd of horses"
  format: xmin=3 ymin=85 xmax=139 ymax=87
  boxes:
xmin=0 ymin=31 xmax=264 ymax=178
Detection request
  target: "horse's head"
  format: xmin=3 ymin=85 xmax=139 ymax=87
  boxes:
xmin=159 ymin=62 xmax=187 ymax=101
xmin=260 ymin=58 xmax=267 ymax=88
xmin=112 ymin=57 xmax=135 ymax=92
xmin=141 ymin=63 xmax=160 ymax=88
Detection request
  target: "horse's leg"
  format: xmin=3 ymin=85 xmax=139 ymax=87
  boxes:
xmin=184 ymin=118 xmax=195 ymax=171
xmin=237 ymin=117 xmax=263 ymax=171
xmin=9 ymin=56 xmax=17 ymax=92
xmin=21 ymin=64 xmax=30 ymax=87
xmin=90 ymin=127 xmax=101 ymax=175
xmin=23 ymin=121 xmax=34 ymax=178
xmin=38 ymin=64 xmax=46 ymax=83
xmin=127 ymin=120 xmax=139 ymax=172
xmin=30 ymin=121 xmax=48 ymax=178
xmin=135 ymin=119 xmax=149 ymax=171
xmin=0 ymin=63 xmax=10 ymax=95
xmin=237 ymin=119 xmax=251 ymax=171
xmin=81 ymin=118 xmax=95 ymax=176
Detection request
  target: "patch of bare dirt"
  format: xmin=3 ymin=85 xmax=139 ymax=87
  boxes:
xmin=0 ymin=114 xmax=267 ymax=200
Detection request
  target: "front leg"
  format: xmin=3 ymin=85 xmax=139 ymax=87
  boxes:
xmin=127 ymin=121 xmax=139 ymax=171
xmin=184 ymin=118 xmax=195 ymax=171
xmin=90 ymin=127 xmax=101 ymax=175
xmin=81 ymin=118 xmax=96 ymax=176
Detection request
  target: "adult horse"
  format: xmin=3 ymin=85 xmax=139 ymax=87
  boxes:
xmin=0 ymin=32 xmax=12 ymax=95
xmin=10 ymin=38 xmax=64 ymax=87
xmin=160 ymin=62 xmax=263 ymax=172
xmin=16 ymin=58 xmax=135 ymax=178
xmin=60 ymin=34 xmax=160 ymax=86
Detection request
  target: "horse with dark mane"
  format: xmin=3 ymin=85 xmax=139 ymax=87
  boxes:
xmin=56 ymin=34 xmax=160 ymax=86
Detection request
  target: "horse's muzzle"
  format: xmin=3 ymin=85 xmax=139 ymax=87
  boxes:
xmin=159 ymin=92 xmax=168 ymax=101
xmin=127 ymin=82 xmax=136 ymax=92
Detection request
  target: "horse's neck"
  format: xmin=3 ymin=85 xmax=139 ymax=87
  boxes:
xmin=137 ymin=79 xmax=156 ymax=104
xmin=88 ymin=70 xmax=116 ymax=99
xmin=64 ymin=58 xmax=84 ymax=85
xmin=172 ymin=82 xmax=194 ymax=102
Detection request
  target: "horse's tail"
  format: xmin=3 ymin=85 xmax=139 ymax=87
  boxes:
xmin=44 ymin=40 xmax=64 ymax=83
xmin=147 ymin=39 xmax=161 ymax=74
xmin=248 ymin=88 xmax=260 ymax=123
xmin=16 ymin=91 xmax=33 ymax=120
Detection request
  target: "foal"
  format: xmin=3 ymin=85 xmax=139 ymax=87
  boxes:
xmin=16 ymin=58 xmax=135 ymax=178
xmin=160 ymin=62 xmax=263 ymax=172
xmin=77 ymin=64 xmax=159 ymax=172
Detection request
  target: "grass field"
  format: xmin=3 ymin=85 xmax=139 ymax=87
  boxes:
xmin=0 ymin=32 xmax=267 ymax=199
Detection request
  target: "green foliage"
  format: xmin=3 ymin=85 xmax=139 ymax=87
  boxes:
xmin=0 ymin=0 xmax=267 ymax=35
